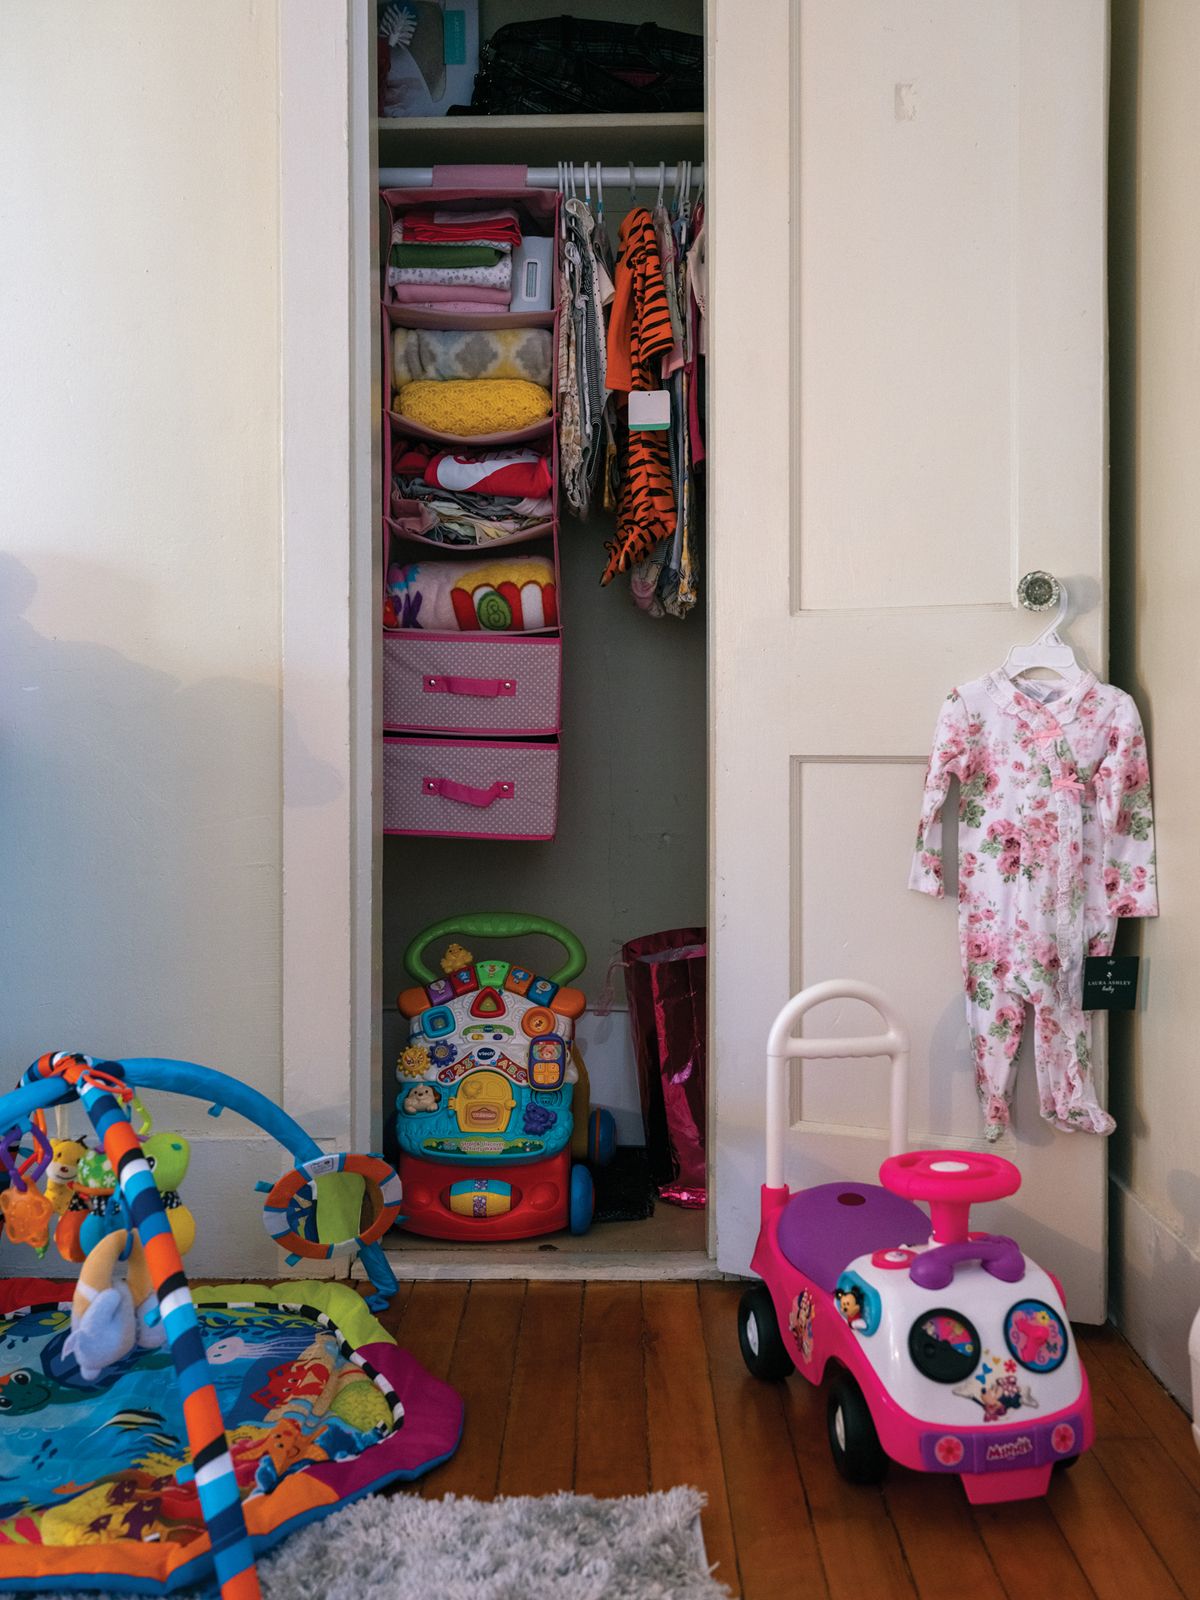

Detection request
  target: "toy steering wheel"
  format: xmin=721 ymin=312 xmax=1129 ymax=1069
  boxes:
xmin=404 ymin=913 xmax=587 ymax=985
xmin=879 ymin=1149 xmax=1020 ymax=1243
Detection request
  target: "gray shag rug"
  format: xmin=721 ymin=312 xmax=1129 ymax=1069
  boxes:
xmin=30 ymin=1486 xmax=733 ymax=1600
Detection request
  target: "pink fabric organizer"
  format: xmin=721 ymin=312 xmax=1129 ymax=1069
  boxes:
xmin=383 ymin=736 xmax=560 ymax=841
xmin=383 ymin=634 xmax=562 ymax=737
xmin=380 ymin=174 xmax=563 ymax=842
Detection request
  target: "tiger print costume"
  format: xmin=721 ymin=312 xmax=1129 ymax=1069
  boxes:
xmin=601 ymin=207 xmax=676 ymax=585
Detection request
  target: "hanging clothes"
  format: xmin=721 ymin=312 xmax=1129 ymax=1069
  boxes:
xmin=589 ymin=199 xmax=622 ymax=514
xmin=558 ymin=195 xmax=607 ymax=518
xmin=601 ymin=206 xmax=676 ymax=585
xmin=910 ymin=673 xmax=1158 ymax=1139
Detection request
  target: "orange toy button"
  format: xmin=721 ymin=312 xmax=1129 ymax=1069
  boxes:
xmin=522 ymin=1007 xmax=556 ymax=1037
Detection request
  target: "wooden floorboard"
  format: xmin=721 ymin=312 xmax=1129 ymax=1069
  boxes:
xmin=644 ymin=1282 xmax=739 ymax=1594
xmin=574 ymin=1281 xmax=651 ymax=1498
xmin=699 ymin=1282 xmax=830 ymax=1600
xmin=498 ymin=1280 xmax=583 ymax=1496
xmin=371 ymin=1281 xmax=1198 ymax=1599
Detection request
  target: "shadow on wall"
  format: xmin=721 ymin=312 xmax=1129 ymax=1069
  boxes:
xmin=0 ymin=551 xmax=342 ymax=1091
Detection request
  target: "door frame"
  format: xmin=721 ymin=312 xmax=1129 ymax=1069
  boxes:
xmin=279 ymin=1 xmax=380 ymax=1159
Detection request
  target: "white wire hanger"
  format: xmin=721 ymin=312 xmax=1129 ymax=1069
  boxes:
xmin=1000 ymin=572 xmax=1083 ymax=684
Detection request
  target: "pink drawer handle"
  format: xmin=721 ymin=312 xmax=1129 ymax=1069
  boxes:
xmin=423 ymin=776 xmax=515 ymax=808
xmin=423 ymin=674 xmax=517 ymax=699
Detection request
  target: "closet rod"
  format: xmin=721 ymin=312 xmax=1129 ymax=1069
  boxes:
xmin=379 ymin=163 xmax=705 ymax=189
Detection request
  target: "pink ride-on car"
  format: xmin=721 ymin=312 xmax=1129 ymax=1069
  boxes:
xmin=738 ymin=980 xmax=1093 ymax=1503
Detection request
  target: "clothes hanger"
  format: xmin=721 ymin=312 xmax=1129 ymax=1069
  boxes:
xmin=628 ymin=160 xmax=639 ymax=203
xmin=1000 ymin=576 xmax=1084 ymax=685
xmin=656 ymin=161 xmax=666 ymax=211
xmin=583 ymin=160 xmax=592 ymax=209
xmin=595 ymin=160 xmax=605 ymax=224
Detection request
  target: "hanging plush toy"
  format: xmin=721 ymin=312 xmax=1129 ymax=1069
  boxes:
xmin=142 ymin=1131 xmax=195 ymax=1254
xmin=44 ymin=1137 xmax=88 ymax=1214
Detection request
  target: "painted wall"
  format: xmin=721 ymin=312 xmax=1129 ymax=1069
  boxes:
xmin=0 ymin=2 xmax=286 ymax=1276
xmin=1108 ymin=0 xmax=1200 ymax=1405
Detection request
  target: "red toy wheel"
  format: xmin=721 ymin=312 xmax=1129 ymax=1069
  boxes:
xmin=879 ymin=1149 xmax=1020 ymax=1206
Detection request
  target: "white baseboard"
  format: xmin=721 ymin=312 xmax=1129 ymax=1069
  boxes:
xmin=1109 ymin=1173 xmax=1200 ymax=1412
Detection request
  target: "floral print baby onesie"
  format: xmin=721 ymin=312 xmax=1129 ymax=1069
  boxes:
xmin=909 ymin=671 xmax=1157 ymax=1139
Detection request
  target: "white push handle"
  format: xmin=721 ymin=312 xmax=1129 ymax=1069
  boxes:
xmin=765 ymin=979 xmax=910 ymax=1190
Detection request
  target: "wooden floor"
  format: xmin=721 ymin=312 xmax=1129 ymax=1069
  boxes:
xmin=374 ymin=1279 xmax=1200 ymax=1600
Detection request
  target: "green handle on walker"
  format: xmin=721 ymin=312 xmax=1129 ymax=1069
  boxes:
xmin=404 ymin=912 xmax=587 ymax=985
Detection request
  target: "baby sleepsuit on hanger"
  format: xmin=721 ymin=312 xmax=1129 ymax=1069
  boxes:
xmin=910 ymin=671 xmax=1157 ymax=1139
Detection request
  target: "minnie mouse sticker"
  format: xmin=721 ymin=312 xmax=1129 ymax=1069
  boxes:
xmin=788 ymin=1289 xmax=815 ymax=1364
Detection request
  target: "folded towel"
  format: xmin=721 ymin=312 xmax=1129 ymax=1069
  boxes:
xmin=392 ymin=327 xmax=553 ymax=389
xmin=389 ymin=243 xmax=503 ymax=269
xmin=400 ymin=207 xmax=523 ymax=248
xmin=387 ymin=554 xmax=558 ymax=631
xmin=388 ymin=255 xmax=513 ymax=294
xmin=396 ymin=379 xmax=552 ymax=437
xmin=391 ymin=283 xmax=511 ymax=308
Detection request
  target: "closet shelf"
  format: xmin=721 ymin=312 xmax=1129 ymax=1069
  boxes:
xmin=376 ymin=112 xmax=704 ymax=169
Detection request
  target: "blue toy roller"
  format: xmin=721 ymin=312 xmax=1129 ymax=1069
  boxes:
xmin=569 ymin=1163 xmax=595 ymax=1235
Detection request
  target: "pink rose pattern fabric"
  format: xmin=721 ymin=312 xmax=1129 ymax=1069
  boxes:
xmin=910 ymin=672 xmax=1157 ymax=1139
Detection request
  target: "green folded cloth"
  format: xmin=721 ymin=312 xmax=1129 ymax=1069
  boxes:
xmin=388 ymin=243 xmax=502 ymax=269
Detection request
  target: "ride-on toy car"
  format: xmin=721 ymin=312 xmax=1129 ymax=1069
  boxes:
xmin=739 ymin=980 xmax=1094 ymax=1503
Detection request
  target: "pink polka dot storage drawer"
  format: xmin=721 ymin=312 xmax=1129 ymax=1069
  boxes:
xmin=383 ymin=736 xmax=560 ymax=840
xmin=383 ymin=633 xmax=561 ymax=737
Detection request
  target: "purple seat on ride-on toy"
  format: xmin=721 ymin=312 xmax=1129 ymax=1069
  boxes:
xmin=776 ymin=1182 xmax=931 ymax=1289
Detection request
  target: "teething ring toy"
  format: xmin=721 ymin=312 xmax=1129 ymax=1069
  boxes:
xmin=262 ymin=1152 xmax=402 ymax=1258
xmin=879 ymin=1149 xmax=1021 ymax=1244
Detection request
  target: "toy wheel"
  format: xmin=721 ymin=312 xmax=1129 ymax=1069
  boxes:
xmin=569 ymin=1164 xmax=594 ymax=1235
xmin=588 ymin=1108 xmax=617 ymax=1168
xmin=827 ymin=1372 xmax=888 ymax=1485
xmin=738 ymin=1284 xmax=793 ymax=1381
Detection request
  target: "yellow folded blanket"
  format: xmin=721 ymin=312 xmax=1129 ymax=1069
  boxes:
xmin=396 ymin=379 xmax=552 ymax=437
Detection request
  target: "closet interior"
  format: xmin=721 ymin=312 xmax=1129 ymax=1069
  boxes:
xmin=373 ymin=0 xmax=709 ymax=1265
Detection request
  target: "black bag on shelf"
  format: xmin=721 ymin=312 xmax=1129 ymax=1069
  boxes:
xmin=460 ymin=16 xmax=704 ymax=116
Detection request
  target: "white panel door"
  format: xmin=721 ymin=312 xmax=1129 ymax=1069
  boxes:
xmin=709 ymin=0 xmax=1110 ymax=1319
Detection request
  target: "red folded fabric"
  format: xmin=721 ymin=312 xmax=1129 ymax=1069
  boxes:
xmin=426 ymin=448 xmax=553 ymax=498
xmin=403 ymin=207 xmax=523 ymax=248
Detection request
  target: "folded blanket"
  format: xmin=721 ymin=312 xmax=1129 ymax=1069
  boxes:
xmin=392 ymin=327 xmax=553 ymax=389
xmin=387 ymin=554 xmax=557 ymax=631
xmin=389 ymin=243 xmax=502 ymax=269
xmin=396 ymin=379 xmax=552 ymax=437
xmin=400 ymin=207 xmax=523 ymax=248
xmin=391 ymin=283 xmax=511 ymax=308
xmin=387 ymin=255 xmax=513 ymax=292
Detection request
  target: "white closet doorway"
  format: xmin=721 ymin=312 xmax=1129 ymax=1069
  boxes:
xmin=280 ymin=0 xmax=1112 ymax=1313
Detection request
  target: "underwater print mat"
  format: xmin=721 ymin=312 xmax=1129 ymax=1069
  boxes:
xmin=0 ymin=1278 xmax=463 ymax=1594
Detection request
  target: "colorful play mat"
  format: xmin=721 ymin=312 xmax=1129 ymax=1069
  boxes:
xmin=0 ymin=1052 xmax=464 ymax=1597
xmin=0 ymin=1278 xmax=461 ymax=1593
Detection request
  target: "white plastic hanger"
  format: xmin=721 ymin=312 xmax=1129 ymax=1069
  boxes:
xmin=1000 ymin=579 xmax=1084 ymax=685
xmin=595 ymin=160 xmax=605 ymax=223
xmin=656 ymin=161 xmax=666 ymax=211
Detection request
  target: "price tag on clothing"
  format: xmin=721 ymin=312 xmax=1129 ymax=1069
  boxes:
xmin=1082 ymin=955 xmax=1141 ymax=1010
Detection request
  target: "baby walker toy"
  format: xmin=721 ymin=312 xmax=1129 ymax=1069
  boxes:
xmin=739 ymin=981 xmax=1094 ymax=1503
xmin=0 ymin=1051 xmax=463 ymax=1599
xmin=395 ymin=913 xmax=616 ymax=1240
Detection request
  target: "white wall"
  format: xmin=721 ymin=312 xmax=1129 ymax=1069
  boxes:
xmin=0 ymin=1 xmax=286 ymax=1275
xmin=1108 ymin=0 xmax=1200 ymax=1405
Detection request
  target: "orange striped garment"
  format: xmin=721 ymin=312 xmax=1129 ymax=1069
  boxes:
xmin=602 ymin=207 xmax=676 ymax=584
